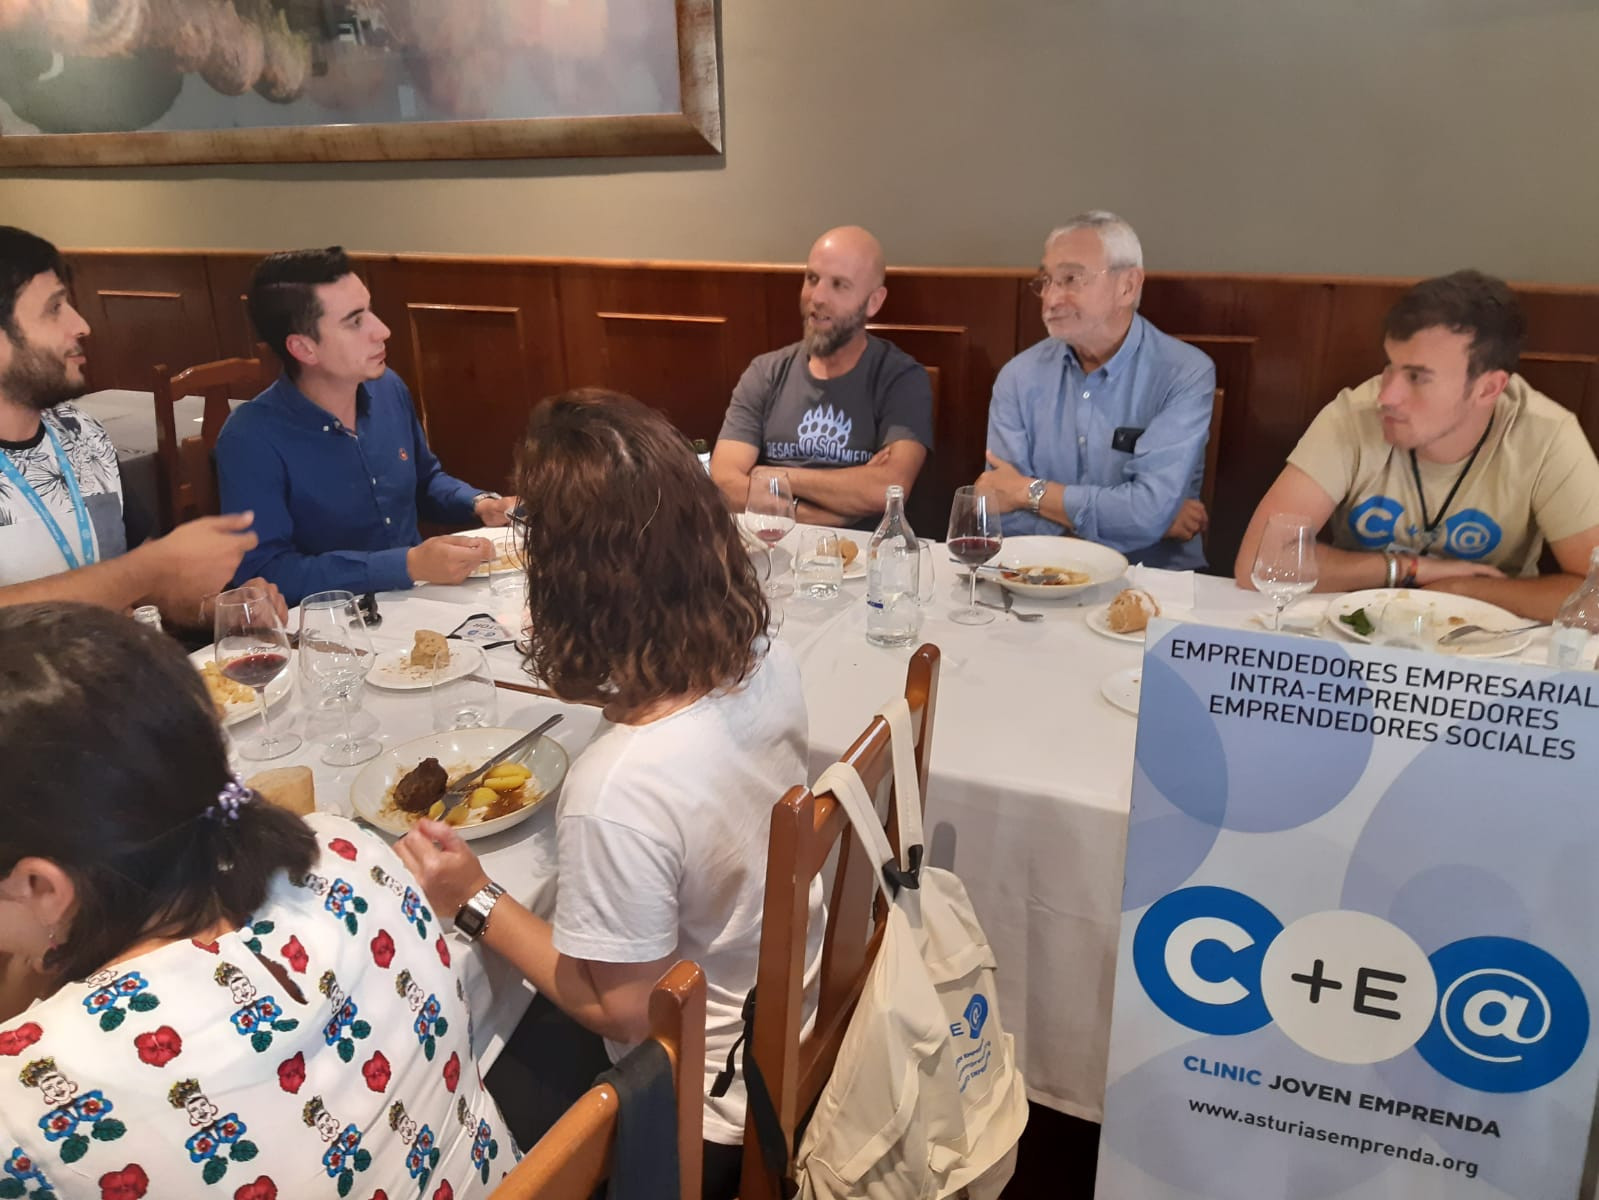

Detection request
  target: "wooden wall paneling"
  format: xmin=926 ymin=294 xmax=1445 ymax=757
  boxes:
xmin=366 ymin=258 xmax=564 ymax=496
xmin=557 ymin=265 xmax=772 ymax=444
xmin=203 ymin=252 xmax=266 ymax=363
xmin=1520 ymin=354 xmax=1599 ymax=444
xmin=65 ymin=253 xmax=221 ymax=392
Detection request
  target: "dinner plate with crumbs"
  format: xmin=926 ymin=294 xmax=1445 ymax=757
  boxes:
xmin=190 ymin=648 xmax=294 ymax=727
xmin=350 ymin=727 xmax=569 ymax=841
xmin=993 ymin=535 xmax=1129 ymax=600
xmin=368 ymin=645 xmax=481 ymax=690
xmin=1100 ymin=667 xmax=1142 ymax=715
xmin=1324 ymin=589 xmax=1534 ymax=658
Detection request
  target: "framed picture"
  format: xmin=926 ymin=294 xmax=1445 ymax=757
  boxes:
xmin=0 ymin=0 xmax=721 ymax=165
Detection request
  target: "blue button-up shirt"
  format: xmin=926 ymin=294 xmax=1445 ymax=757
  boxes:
xmin=216 ymin=370 xmax=483 ymax=604
xmin=986 ymin=315 xmax=1216 ymax=569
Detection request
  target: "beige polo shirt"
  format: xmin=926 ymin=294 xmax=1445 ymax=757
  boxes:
xmin=1288 ymin=374 xmax=1599 ymax=577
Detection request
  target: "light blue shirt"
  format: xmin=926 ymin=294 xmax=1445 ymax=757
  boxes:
xmin=986 ymin=314 xmax=1216 ymax=570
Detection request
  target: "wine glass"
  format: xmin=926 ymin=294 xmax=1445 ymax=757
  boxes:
xmin=746 ymin=469 xmax=797 ymax=597
xmin=298 ymin=591 xmax=379 ymax=766
xmin=431 ymin=643 xmax=499 ymax=731
xmin=214 ymin=586 xmax=300 ymax=761
xmin=1250 ymin=514 xmax=1320 ymax=630
xmin=947 ymin=485 xmax=1003 ymax=625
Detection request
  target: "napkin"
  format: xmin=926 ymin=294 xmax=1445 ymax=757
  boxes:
xmin=1127 ymin=566 xmax=1195 ymax=614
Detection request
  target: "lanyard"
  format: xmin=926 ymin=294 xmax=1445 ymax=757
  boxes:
xmin=1407 ymin=418 xmax=1493 ymax=552
xmin=0 ymin=423 xmax=96 ymax=570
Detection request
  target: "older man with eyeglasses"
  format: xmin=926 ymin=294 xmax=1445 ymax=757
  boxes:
xmin=975 ymin=212 xmax=1217 ymax=569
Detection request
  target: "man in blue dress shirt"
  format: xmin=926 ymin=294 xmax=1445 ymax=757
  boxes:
xmin=217 ymin=248 xmax=518 ymax=605
xmin=975 ymin=213 xmax=1216 ymax=570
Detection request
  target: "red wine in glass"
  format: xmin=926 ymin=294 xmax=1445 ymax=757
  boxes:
xmin=949 ymin=535 xmax=1002 ymax=565
xmin=755 ymin=525 xmax=789 ymax=546
xmin=221 ymin=651 xmax=289 ymax=689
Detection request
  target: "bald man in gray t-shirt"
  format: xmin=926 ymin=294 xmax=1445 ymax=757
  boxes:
xmin=711 ymin=226 xmax=934 ymax=528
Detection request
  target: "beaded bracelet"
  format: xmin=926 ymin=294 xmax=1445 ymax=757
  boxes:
xmin=1399 ymin=551 xmax=1420 ymax=588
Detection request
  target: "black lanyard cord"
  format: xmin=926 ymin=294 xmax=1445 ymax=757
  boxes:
xmin=1408 ymin=416 xmax=1494 ymax=547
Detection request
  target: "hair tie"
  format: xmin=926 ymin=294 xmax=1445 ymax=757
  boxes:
xmin=206 ymin=775 xmax=256 ymax=824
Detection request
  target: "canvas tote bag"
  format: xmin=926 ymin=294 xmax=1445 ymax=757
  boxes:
xmin=791 ymin=698 xmax=1028 ymax=1200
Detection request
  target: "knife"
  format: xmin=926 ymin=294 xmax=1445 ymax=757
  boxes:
xmin=439 ymin=713 xmax=564 ymax=818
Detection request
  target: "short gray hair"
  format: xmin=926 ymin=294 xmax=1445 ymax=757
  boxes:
xmin=1046 ymin=212 xmax=1144 ymax=271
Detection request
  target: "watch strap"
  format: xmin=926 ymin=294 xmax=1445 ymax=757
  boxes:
xmin=1026 ymin=477 xmax=1047 ymax=513
xmin=453 ymin=881 xmax=506 ymax=940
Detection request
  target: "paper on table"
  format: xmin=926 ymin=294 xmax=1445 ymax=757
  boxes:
xmin=1126 ymin=566 xmax=1196 ymax=614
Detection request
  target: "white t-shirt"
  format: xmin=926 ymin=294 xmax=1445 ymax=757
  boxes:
xmin=0 ymin=403 xmax=125 ymax=586
xmin=551 ymin=641 xmax=825 ymax=1145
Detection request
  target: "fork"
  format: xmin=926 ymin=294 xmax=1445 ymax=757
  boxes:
xmin=1436 ymin=621 xmax=1546 ymax=646
xmin=975 ymin=588 xmax=1044 ymax=623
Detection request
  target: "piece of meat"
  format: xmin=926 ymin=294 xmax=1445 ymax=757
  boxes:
xmin=393 ymin=757 xmax=447 ymax=814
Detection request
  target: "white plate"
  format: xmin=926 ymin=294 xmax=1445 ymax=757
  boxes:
xmin=1086 ymin=602 xmax=1146 ymax=644
xmin=993 ymin=536 xmax=1129 ymax=599
xmin=350 ymin=726 xmax=569 ymax=842
xmin=191 ymin=647 xmax=294 ymax=727
xmin=1101 ymin=667 xmax=1142 ymax=715
xmin=470 ymin=532 xmax=522 ymax=578
xmin=367 ymin=645 xmax=481 ymax=691
xmin=1323 ymin=589 xmax=1533 ymax=658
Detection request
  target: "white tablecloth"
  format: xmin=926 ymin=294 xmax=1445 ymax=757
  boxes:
xmin=215 ymin=531 xmax=1557 ymax=1121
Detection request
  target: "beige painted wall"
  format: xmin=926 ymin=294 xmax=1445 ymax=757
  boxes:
xmin=2 ymin=0 xmax=1597 ymax=282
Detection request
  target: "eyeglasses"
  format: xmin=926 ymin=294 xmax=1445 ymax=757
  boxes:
xmin=1027 ymin=267 xmax=1116 ymax=296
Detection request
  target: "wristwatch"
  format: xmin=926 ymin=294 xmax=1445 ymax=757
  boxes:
xmin=472 ymin=491 xmax=502 ymax=511
xmin=1026 ymin=478 xmax=1048 ymax=514
xmin=453 ymin=881 xmax=506 ymax=941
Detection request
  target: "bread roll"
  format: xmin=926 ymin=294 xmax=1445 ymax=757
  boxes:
xmin=246 ymin=766 xmax=315 ymax=817
xmin=410 ymin=630 xmax=450 ymax=670
xmin=1106 ymin=588 xmax=1160 ymax=634
xmin=838 ymin=538 xmax=859 ymax=567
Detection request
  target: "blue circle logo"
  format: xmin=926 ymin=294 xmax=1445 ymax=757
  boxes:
xmin=1415 ymin=936 xmax=1589 ymax=1093
xmin=1349 ymin=496 xmax=1403 ymax=548
xmin=1443 ymin=508 xmax=1502 ymax=559
xmin=1133 ymin=887 xmax=1281 ymax=1035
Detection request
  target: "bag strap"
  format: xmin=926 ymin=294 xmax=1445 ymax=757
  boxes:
xmin=710 ymin=987 xmax=799 ymax=1198
xmin=813 ymin=696 xmax=926 ymax=901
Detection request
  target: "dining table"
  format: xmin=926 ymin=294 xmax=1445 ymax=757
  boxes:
xmin=205 ymin=524 xmax=1565 ymax=1129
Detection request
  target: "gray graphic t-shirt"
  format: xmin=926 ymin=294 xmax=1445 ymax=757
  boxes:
xmin=717 ymin=336 xmax=934 ymax=469
xmin=0 ymin=403 xmax=125 ymax=586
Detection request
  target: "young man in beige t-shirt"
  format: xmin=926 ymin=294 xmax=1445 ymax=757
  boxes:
xmin=1235 ymin=271 xmax=1599 ymax=621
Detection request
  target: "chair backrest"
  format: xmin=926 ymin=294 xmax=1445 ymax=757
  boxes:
xmin=490 ymin=960 xmax=707 ymax=1200
xmin=738 ymin=644 xmax=942 ymax=1200
xmin=151 ymin=355 xmax=273 ymax=529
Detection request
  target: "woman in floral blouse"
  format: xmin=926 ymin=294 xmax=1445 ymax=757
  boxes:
xmin=0 ymin=602 xmax=513 ymax=1198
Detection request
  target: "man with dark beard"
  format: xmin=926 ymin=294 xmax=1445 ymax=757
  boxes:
xmin=0 ymin=226 xmax=282 ymax=625
xmin=710 ymin=226 xmax=933 ymax=527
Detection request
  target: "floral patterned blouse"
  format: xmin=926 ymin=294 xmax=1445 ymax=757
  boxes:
xmin=0 ymin=814 xmax=513 ymax=1199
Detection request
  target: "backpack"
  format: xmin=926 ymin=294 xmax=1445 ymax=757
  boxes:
xmin=790 ymin=699 xmax=1028 ymax=1199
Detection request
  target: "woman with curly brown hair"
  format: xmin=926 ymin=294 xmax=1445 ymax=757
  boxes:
xmin=397 ymin=390 xmax=822 ymax=1200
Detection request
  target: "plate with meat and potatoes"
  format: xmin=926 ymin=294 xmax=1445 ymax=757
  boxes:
xmin=349 ymin=726 xmax=570 ymax=841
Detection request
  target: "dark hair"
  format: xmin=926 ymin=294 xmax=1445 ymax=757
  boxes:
xmin=247 ymin=246 xmax=354 ymax=378
xmin=513 ymin=389 xmax=769 ymax=718
xmin=0 ymin=604 xmax=317 ymax=983
xmin=1384 ymin=270 xmax=1526 ymax=378
xmin=0 ymin=226 xmax=69 ymax=340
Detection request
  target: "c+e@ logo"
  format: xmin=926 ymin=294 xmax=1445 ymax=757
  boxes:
xmin=1132 ymin=886 xmax=1588 ymax=1093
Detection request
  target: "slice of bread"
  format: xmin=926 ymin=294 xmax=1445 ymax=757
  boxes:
xmin=410 ymin=629 xmax=451 ymax=670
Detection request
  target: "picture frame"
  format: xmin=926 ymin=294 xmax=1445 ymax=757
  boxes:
xmin=0 ymin=0 xmax=721 ymax=166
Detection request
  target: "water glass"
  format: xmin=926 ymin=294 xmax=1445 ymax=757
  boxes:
xmin=430 ymin=642 xmax=499 ymax=731
xmin=1250 ymin=514 xmax=1320 ymax=630
xmin=797 ymin=531 xmax=844 ymax=599
xmin=1377 ymin=598 xmax=1436 ymax=651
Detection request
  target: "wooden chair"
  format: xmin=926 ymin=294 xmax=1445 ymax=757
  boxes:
xmin=490 ymin=960 xmax=706 ymax=1200
xmin=738 ymin=645 xmax=941 ymax=1200
xmin=151 ymin=354 xmax=274 ymax=530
